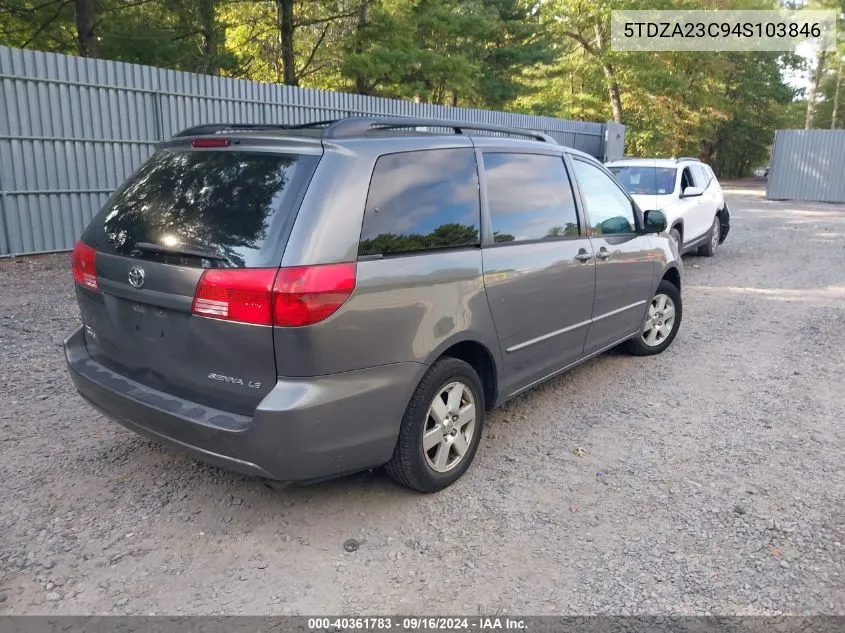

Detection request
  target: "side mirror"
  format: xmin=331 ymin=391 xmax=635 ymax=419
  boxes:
xmin=643 ymin=209 xmax=667 ymax=234
xmin=599 ymin=216 xmax=633 ymax=235
xmin=682 ymin=186 xmax=703 ymax=198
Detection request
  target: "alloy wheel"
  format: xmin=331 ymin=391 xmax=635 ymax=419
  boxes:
xmin=710 ymin=217 xmax=720 ymax=252
xmin=422 ymin=381 xmax=476 ymax=473
xmin=642 ymin=293 xmax=677 ymax=347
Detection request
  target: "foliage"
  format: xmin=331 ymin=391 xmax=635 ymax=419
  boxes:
xmin=358 ymin=223 xmax=480 ymax=256
xmin=0 ymin=0 xmax=832 ymax=176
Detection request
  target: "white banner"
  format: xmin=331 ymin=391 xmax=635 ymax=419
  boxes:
xmin=611 ymin=10 xmax=837 ymax=52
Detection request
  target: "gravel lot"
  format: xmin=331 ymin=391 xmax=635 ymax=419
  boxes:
xmin=1 ymin=181 xmax=843 ymax=616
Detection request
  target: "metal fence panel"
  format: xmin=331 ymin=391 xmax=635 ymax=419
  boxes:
xmin=0 ymin=44 xmax=621 ymax=256
xmin=767 ymin=129 xmax=845 ymax=204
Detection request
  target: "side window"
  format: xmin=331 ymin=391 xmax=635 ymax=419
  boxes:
xmin=570 ymin=158 xmax=637 ymax=235
xmin=483 ymin=153 xmax=579 ymax=243
xmin=358 ymin=148 xmax=480 ymax=257
xmin=691 ymin=164 xmax=710 ymax=188
xmin=680 ymin=167 xmax=695 ymax=191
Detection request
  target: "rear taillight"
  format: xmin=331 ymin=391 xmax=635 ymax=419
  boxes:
xmin=71 ymin=241 xmax=99 ymax=290
xmin=191 ymin=263 xmax=356 ymax=327
xmin=192 ymin=268 xmax=277 ymax=325
xmin=273 ymin=263 xmax=357 ymax=327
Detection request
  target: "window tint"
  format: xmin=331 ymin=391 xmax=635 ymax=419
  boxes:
xmin=571 ymin=159 xmax=637 ymax=235
xmin=88 ymin=150 xmax=319 ymax=269
xmin=483 ymin=153 xmax=579 ymax=243
xmin=358 ymin=149 xmax=480 ymax=257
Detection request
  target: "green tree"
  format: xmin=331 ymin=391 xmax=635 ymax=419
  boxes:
xmin=0 ymin=0 xmax=234 ymax=72
xmin=546 ymin=224 xmax=577 ymax=237
xmin=358 ymin=223 xmax=479 ymax=256
xmin=341 ymin=0 xmax=550 ymax=106
xmin=221 ymin=1 xmax=358 ymax=86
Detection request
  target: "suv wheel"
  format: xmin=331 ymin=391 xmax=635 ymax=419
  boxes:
xmin=669 ymin=227 xmax=682 ymax=252
xmin=698 ymin=215 xmax=720 ymax=257
xmin=385 ymin=358 xmax=484 ymax=492
xmin=626 ymin=280 xmax=682 ymax=356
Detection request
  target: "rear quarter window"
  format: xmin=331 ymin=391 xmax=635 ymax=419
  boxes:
xmin=85 ymin=150 xmax=319 ymax=268
xmin=358 ymin=148 xmax=481 ymax=257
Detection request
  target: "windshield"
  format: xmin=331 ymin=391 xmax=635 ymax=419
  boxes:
xmin=608 ymin=166 xmax=677 ymax=196
xmin=85 ymin=150 xmax=319 ymax=268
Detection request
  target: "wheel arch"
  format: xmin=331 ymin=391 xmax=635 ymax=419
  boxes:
xmin=670 ymin=218 xmax=684 ymax=243
xmin=409 ymin=335 xmax=501 ymax=411
xmin=661 ymin=264 xmax=682 ymax=293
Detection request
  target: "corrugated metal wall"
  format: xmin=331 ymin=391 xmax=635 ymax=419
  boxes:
xmin=0 ymin=45 xmax=617 ymax=256
xmin=767 ymin=129 xmax=845 ymax=204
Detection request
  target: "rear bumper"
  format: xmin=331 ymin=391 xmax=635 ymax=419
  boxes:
xmin=65 ymin=326 xmax=421 ymax=482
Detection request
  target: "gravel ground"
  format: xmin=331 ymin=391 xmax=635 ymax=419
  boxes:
xmin=1 ymin=181 xmax=843 ymax=616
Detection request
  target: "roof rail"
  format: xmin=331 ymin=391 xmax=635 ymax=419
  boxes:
xmin=173 ymin=117 xmax=557 ymax=144
xmin=321 ymin=116 xmax=557 ymax=144
xmin=173 ymin=120 xmax=339 ymax=138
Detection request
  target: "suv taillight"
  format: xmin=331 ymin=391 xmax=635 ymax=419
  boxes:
xmin=71 ymin=241 xmax=99 ymax=290
xmin=191 ymin=263 xmax=356 ymax=327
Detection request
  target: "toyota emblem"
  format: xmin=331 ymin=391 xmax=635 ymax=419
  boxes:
xmin=128 ymin=265 xmax=145 ymax=289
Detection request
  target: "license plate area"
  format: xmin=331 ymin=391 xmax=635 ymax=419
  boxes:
xmin=128 ymin=301 xmax=172 ymax=341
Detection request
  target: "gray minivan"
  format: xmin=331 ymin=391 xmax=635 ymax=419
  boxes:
xmin=65 ymin=117 xmax=682 ymax=492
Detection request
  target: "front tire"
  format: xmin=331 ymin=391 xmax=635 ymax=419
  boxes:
xmin=385 ymin=358 xmax=485 ymax=493
xmin=626 ymin=280 xmax=682 ymax=356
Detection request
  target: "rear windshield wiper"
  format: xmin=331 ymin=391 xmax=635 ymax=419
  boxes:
xmin=133 ymin=241 xmax=228 ymax=262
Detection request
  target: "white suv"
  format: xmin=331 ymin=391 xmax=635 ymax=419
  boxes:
xmin=606 ymin=157 xmax=730 ymax=256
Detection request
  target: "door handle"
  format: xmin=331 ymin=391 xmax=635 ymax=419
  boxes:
xmin=575 ymin=250 xmax=593 ymax=262
xmin=596 ymin=248 xmax=611 ymax=260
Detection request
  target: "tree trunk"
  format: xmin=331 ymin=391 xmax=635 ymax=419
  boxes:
xmin=805 ymin=49 xmax=827 ymax=129
xmin=603 ymin=66 xmax=623 ymax=124
xmin=199 ymin=0 xmax=219 ymax=75
xmin=832 ymin=56 xmax=842 ymax=129
xmin=277 ymin=0 xmax=297 ymax=86
xmin=353 ymin=0 xmax=371 ymax=94
xmin=432 ymin=84 xmax=445 ymax=105
xmin=593 ymin=25 xmax=622 ymax=123
xmin=74 ymin=0 xmax=96 ymax=58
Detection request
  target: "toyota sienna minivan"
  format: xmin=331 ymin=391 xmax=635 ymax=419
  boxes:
xmin=65 ymin=117 xmax=682 ymax=492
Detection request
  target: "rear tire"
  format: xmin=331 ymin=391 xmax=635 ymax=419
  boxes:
xmin=697 ymin=215 xmax=720 ymax=257
xmin=385 ymin=358 xmax=484 ymax=493
xmin=626 ymin=280 xmax=682 ymax=356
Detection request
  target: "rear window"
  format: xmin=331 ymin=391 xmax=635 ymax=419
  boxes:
xmin=358 ymin=148 xmax=481 ymax=257
xmin=608 ymin=166 xmax=677 ymax=196
xmin=85 ymin=150 xmax=319 ymax=268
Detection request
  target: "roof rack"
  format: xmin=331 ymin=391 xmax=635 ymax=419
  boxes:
xmin=322 ymin=116 xmax=556 ymax=143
